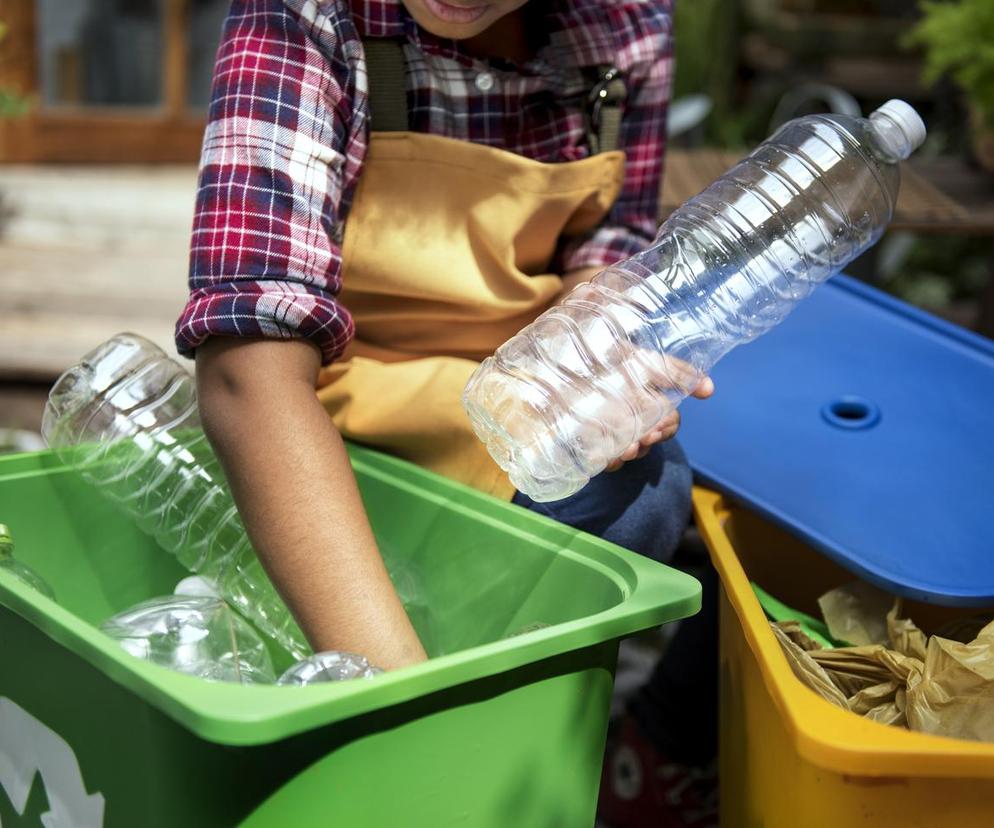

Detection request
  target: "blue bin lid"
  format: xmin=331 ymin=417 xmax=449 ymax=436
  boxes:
xmin=679 ymin=275 xmax=994 ymax=606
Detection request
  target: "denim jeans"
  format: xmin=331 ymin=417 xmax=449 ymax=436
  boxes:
xmin=512 ymin=439 xmax=719 ymax=767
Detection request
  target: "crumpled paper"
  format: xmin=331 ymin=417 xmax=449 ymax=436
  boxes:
xmin=772 ymin=591 xmax=994 ymax=742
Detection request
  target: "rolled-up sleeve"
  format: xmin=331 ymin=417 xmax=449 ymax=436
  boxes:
xmin=176 ymin=0 xmax=357 ymax=365
xmin=560 ymin=3 xmax=674 ymax=272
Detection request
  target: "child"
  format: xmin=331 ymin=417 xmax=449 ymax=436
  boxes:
xmin=178 ymin=0 xmax=715 ymax=823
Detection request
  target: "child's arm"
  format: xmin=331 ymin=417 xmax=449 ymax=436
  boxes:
xmin=197 ymin=336 xmax=426 ymax=669
xmin=175 ymin=1 xmax=424 ymax=668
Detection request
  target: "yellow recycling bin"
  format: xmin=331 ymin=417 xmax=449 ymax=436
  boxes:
xmin=693 ymin=487 xmax=994 ymax=827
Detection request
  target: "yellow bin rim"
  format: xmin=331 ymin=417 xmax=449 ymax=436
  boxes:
xmin=693 ymin=485 xmax=994 ymax=780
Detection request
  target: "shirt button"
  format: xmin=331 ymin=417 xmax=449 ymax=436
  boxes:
xmin=474 ymin=71 xmax=495 ymax=92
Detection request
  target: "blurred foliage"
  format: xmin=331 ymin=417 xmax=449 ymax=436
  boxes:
xmin=672 ymin=0 xmax=756 ymax=148
xmin=0 ymin=21 xmax=32 ymax=119
xmin=879 ymin=234 xmax=991 ymax=311
xmin=0 ymin=91 xmax=31 ymax=119
xmin=904 ymin=0 xmax=994 ymax=129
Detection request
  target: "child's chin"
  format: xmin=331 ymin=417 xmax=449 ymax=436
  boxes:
xmin=404 ymin=0 xmax=494 ymax=39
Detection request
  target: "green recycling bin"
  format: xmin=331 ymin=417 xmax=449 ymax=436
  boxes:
xmin=0 ymin=444 xmax=699 ymax=827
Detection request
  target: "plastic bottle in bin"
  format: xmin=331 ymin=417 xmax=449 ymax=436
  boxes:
xmin=463 ymin=100 xmax=926 ymax=502
xmin=0 ymin=524 xmax=56 ymax=601
xmin=277 ymin=651 xmax=382 ymax=685
xmin=41 ymin=334 xmax=311 ymax=659
xmin=100 ymin=594 xmax=277 ymax=684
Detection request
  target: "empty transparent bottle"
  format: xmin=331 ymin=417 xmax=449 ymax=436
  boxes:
xmin=464 ymin=100 xmax=926 ymax=501
xmin=101 ymin=595 xmax=276 ymax=684
xmin=41 ymin=334 xmax=310 ymax=659
xmin=277 ymin=651 xmax=382 ymax=685
xmin=0 ymin=524 xmax=56 ymax=601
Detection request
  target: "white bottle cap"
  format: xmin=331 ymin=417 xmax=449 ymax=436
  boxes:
xmin=873 ymin=99 xmax=927 ymax=154
xmin=174 ymin=575 xmax=221 ymax=598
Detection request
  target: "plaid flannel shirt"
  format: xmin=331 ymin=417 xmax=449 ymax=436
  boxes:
xmin=176 ymin=0 xmax=674 ymax=365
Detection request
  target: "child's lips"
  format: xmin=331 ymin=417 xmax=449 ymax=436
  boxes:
xmin=422 ymin=0 xmax=490 ymax=24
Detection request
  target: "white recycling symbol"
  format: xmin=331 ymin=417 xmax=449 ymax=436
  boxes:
xmin=0 ymin=698 xmax=104 ymax=827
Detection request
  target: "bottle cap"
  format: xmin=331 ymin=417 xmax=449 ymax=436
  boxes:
xmin=874 ymin=99 xmax=926 ymax=154
xmin=0 ymin=524 xmax=11 ymax=549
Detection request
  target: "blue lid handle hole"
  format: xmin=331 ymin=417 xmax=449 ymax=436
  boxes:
xmin=821 ymin=396 xmax=881 ymax=430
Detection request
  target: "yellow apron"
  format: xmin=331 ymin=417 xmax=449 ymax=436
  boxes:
xmin=316 ymin=131 xmax=624 ymax=499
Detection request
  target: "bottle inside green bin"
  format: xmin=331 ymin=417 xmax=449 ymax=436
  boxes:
xmin=101 ymin=594 xmax=277 ymax=684
xmin=41 ymin=333 xmax=310 ymax=660
xmin=277 ymin=651 xmax=382 ymax=685
xmin=0 ymin=524 xmax=56 ymax=601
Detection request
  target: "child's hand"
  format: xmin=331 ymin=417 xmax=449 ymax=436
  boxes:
xmin=554 ymin=268 xmax=715 ymax=471
xmin=605 ymin=376 xmax=714 ymax=472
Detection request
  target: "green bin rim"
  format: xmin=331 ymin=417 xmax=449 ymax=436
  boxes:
xmin=0 ymin=445 xmax=701 ymax=746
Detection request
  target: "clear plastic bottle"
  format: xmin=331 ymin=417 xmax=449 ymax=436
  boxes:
xmin=101 ymin=595 xmax=276 ymax=684
xmin=277 ymin=651 xmax=382 ymax=685
xmin=41 ymin=334 xmax=310 ymax=659
xmin=0 ymin=524 xmax=56 ymax=601
xmin=463 ymin=100 xmax=926 ymax=502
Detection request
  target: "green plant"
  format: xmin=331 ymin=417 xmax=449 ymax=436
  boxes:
xmin=0 ymin=20 xmax=31 ymax=119
xmin=905 ymin=0 xmax=994 ymax=128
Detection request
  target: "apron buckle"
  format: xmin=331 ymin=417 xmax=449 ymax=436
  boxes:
xmin=586 ymin=66 xmax=625 ymax=155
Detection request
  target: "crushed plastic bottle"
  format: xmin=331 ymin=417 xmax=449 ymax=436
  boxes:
xmin=0 ymin=523 xmax=56 ymax=601
xmin=277 ymin=651 xmax=382 ymax=686
xmin=41 ymin=334 xmax=310 ymax=659
xmin=101 ymin=595 xmax=276 ymax=684
xmin=464 ymin=100 xmax=927 ymax=501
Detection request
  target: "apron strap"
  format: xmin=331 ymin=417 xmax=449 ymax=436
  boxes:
xmin=363 ymin=39 xmax=409 ymax=131
xmin=360 ymin=38 xmax=626 ymax=152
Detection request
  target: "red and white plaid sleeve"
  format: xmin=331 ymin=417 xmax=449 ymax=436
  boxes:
xmin=175 ymin=0 xmax=362 ymax=365
xmin=559 ymin=1 xmax=674 ymax=272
